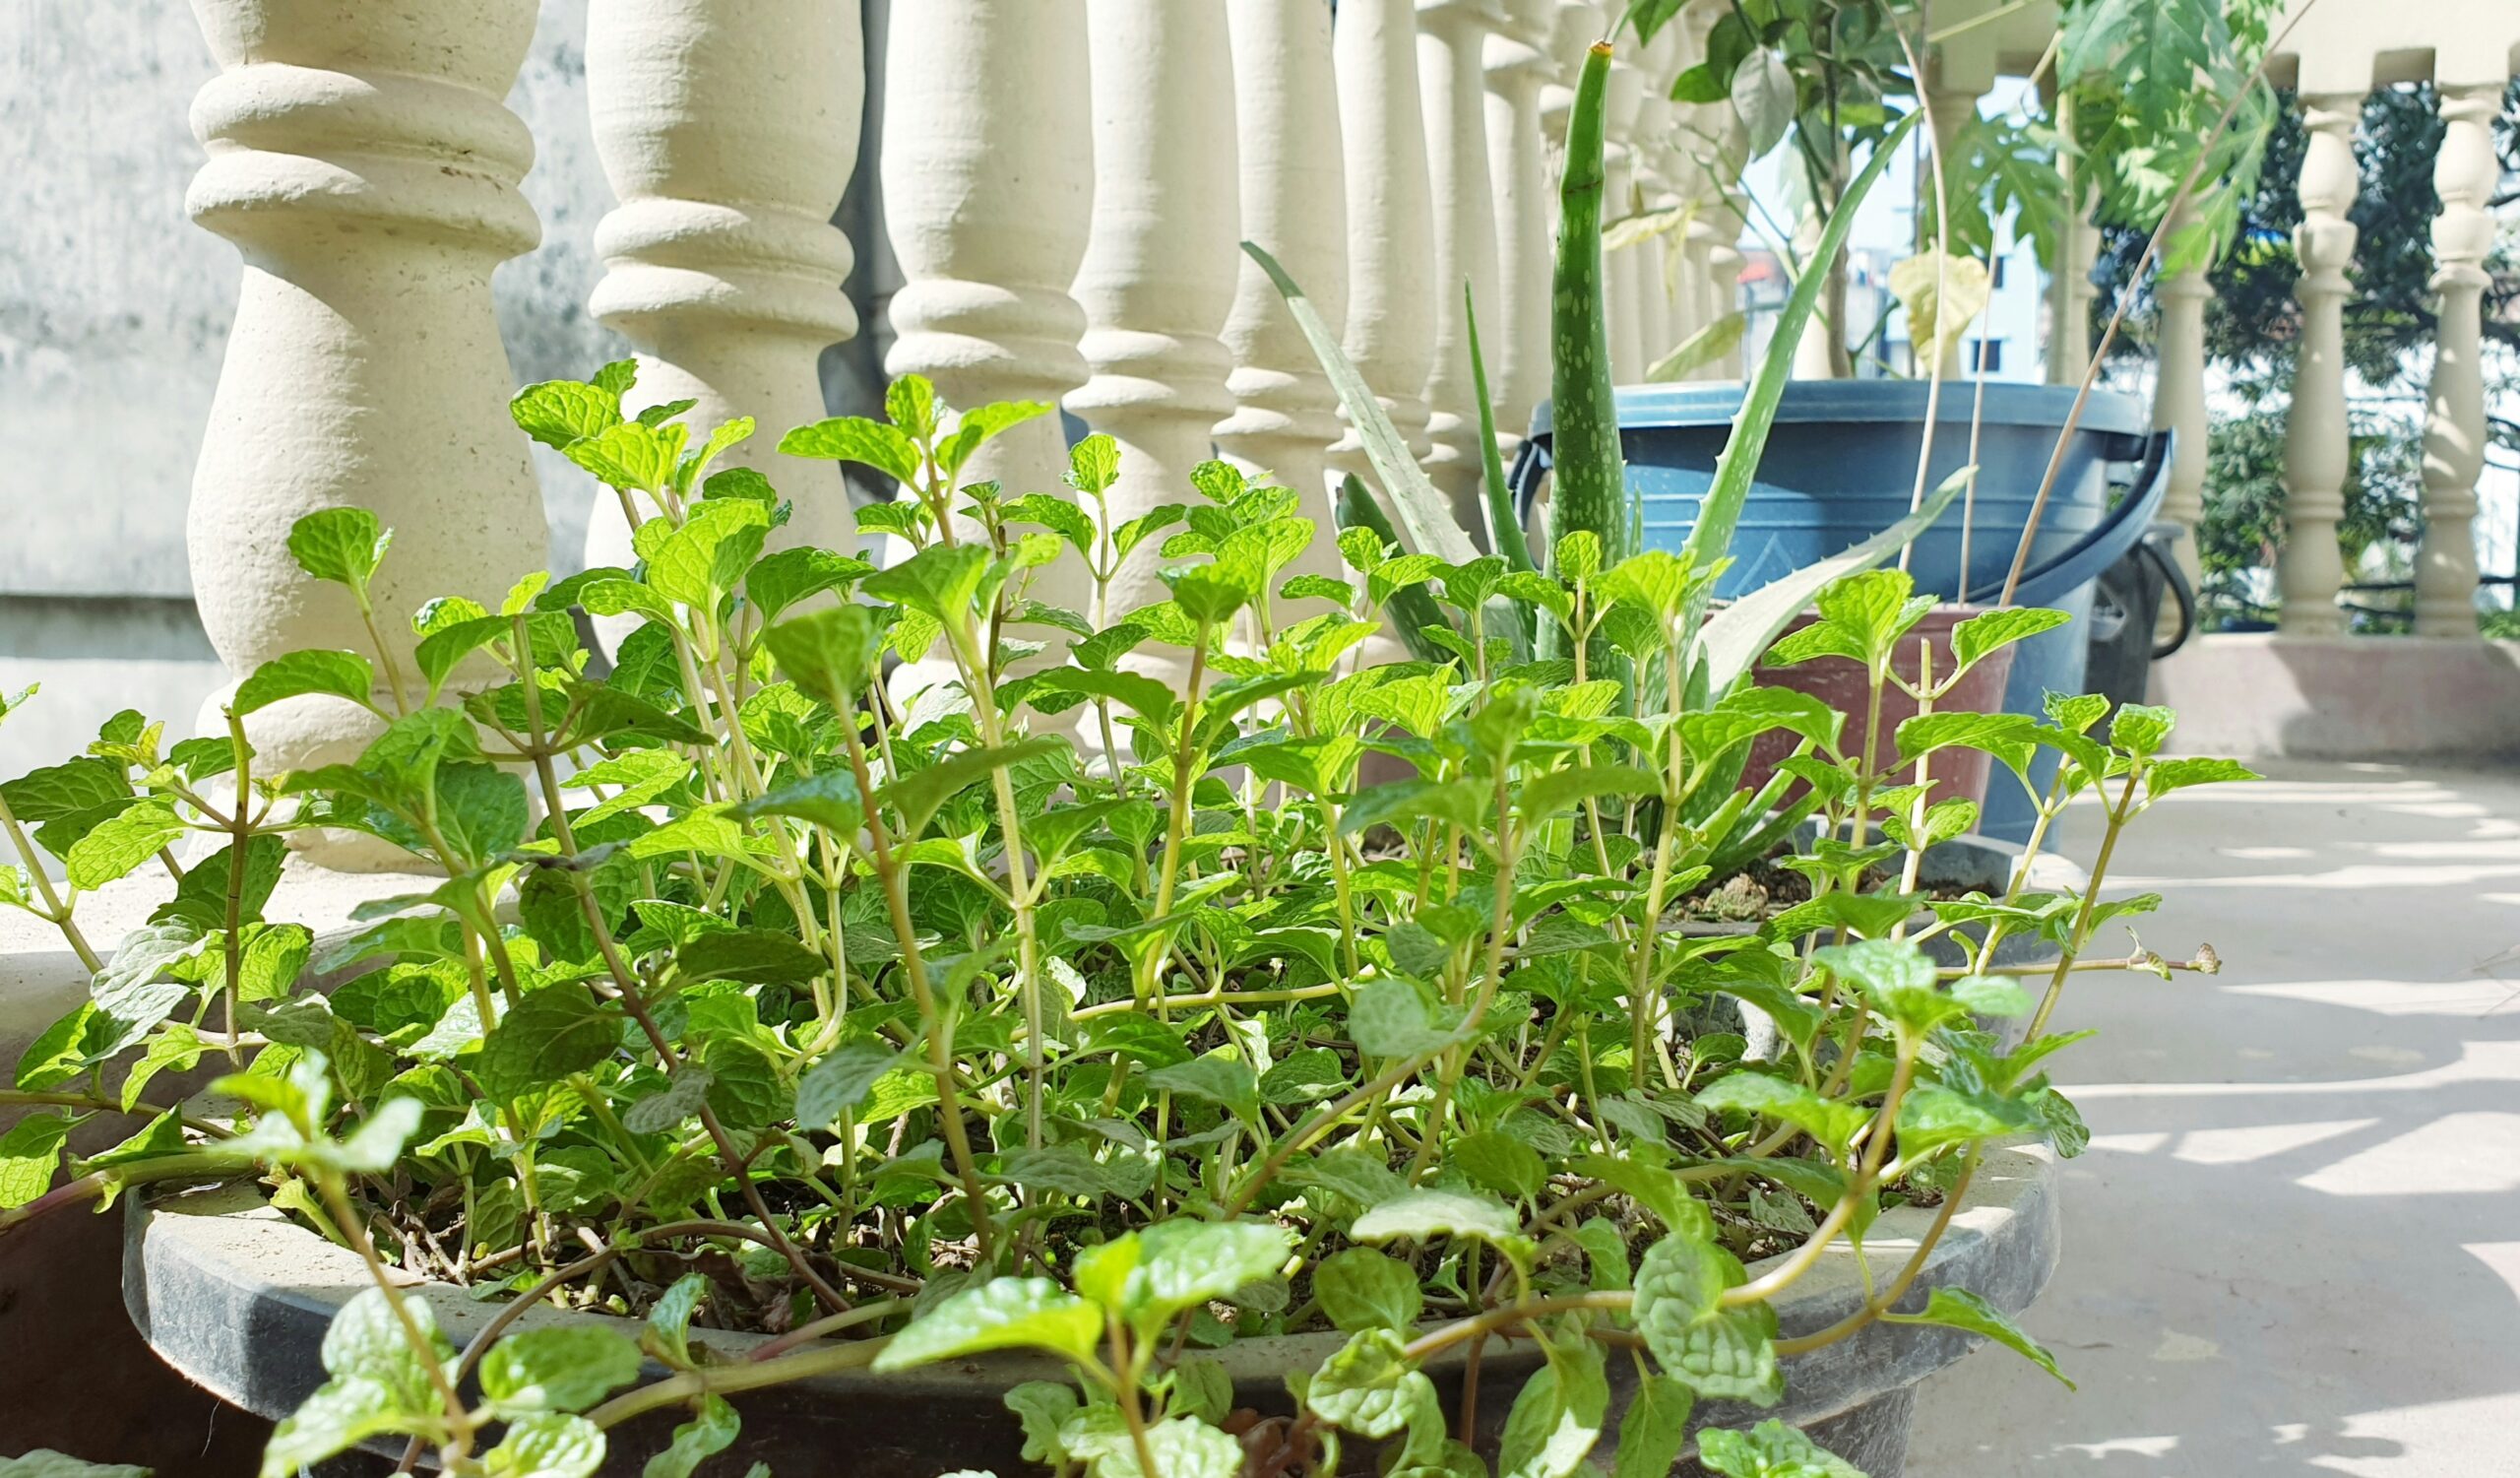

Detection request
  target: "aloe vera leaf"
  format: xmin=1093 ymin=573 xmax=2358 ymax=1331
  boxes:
xmin=1693 ymin=463 xmax=1965 ymax=696
xmin=1336 ymin=476 xmax=1464 ymax=668
xmin=1243 ymin=242 xmax=1482 ymax=569
xmin=1547 ymin=41 xmax=1624 ymax=588
xmin=1465 ymin=281 xmax=1538 ymax=576
xmin=1680 ymin=108 xmax=1925 ymax=598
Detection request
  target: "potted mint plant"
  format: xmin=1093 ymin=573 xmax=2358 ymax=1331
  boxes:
xmin=2 ymin=353 xmax=2246 ymax=1476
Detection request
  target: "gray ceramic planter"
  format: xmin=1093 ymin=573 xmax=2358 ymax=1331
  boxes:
xmin=126 ymin=1138 xmax=2055 ymax=1477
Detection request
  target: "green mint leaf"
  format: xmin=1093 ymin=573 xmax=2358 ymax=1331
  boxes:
xmin=478 ymin=1325 xmax=644 ymax=1417
xmin=1882 ymin=1286 xmax=2072 ymax=1387
xmin=1498 ymin=1336 xmax=1608 ymax=1478
xmin=1610 ymin=1375 xmax=1695 ymax=1478
xmin=1312 ymin=1249 xmax=1423 ymax=1333
xmin=1307 ymin=1328 xmax=1439 ymax=1441
xmin=1451 ymin=1129 xmax=1547 ymax=1201
xmin=640 ymin=1395 xmax=739 ymax=1478
xmin=473 ymin=987 xmax=625 ymax=1101
xmin=481 ymin=1412 xmax=606 ymax=1478
xmin=285 ymin=507 xmax=391 ymax=592
xmin=1352 ymin=1189 xmax=1527 ymax=1256
xmin=871 ymin=1277 xmax=1102 ymax=1370
xmin=0 ymin=1113 xmax=73 ymax=1209
xmin=779 ymin=416 xmax=921 ymax=483
xmin=233 ymin=649 xmax=376 ymax=718
xmin=641 ymin=1274 xmax=713 ymax=1370
xmin=511 ymin=378 xmax=625 ymax=452
xmin=1951 ymin=607 xmax=2072 ymax=674
xmin=1695 ymin=1419 xmax=1867 ymax=1477
xmin=64 ymin=801 xmax=187 ymax=891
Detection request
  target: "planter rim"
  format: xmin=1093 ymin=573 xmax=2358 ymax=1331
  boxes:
xmin=1527 ymin=379 xmax=2152 ymax=439
xmin=127 ymin=1143 xmax=2057 ymax=1453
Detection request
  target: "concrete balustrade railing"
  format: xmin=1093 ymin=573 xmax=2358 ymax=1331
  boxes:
xmin=169 ymin=0 xmax=2063 ymax=877
xmin=2136 ymin=5 xmax=2520 ymax=643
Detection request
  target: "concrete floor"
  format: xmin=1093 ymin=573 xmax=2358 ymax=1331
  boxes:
xmin=1910 ymin=761 xmax=2520 ymax=1476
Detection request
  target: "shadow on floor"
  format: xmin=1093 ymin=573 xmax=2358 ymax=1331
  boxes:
xmin=1912 ymin=761 xmax=2520 ymax=1475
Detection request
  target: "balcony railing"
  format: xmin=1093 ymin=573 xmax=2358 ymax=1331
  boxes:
xmin=167 ymin=0 xmax=2520 ymax=846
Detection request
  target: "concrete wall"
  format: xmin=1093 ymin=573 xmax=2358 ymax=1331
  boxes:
xmin=2151 ymin=634 xmax=2520 ymax=761
xmin=0 ymin=0 xmax=615 ymax=779
xmin=0 ymin=0 xmax=897 ymax=786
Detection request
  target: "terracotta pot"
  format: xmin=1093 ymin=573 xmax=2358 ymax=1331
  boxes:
xmin=1740 ymin=607 xmax=2018 ymax=822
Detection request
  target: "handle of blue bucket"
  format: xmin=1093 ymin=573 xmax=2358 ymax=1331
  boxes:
xmin=1967 ymin=428 xmax=2176 ymax=609
xmin=1509 ymin=433 xmax=1552 ymax=525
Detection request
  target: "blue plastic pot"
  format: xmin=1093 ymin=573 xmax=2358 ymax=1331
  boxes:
xmin=1516 ymin=380 xmax=2173 ymax=843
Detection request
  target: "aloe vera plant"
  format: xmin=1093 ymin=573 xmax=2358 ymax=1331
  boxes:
xmin=1545 ymin=39 xmax=1625 ymax=606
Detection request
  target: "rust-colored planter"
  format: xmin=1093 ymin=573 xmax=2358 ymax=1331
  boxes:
xmin=1740 ymin=607 xmax=2019 ymax=822
xmin=0 ymin=1184 xmax=273 ymax=1474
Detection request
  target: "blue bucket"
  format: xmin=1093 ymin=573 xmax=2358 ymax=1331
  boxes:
xmin=1516 ymin=380 xmax=2174 ymax=842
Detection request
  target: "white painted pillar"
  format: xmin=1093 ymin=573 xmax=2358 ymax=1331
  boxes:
xmin=2153 ymin=212 xmax=2211 ymax=633
xmin=1333 ymin=0 xmax=1440 ymax=487
xmin=1070 ymin=0 xmax=1240 ymax=622
xmin=2414 ymin=83 xmax=2500 ymax=636
xmin=1417 ymin=0 xmax=1507 ymax=530
xmin=1922 ymin=80 xmax=1982 ymax=379
xmin=2277 ymin=95 xmax=2362 ymax=638
xmin=584 ymin=2 xmax=860 ymax=567
xmin=185 ymin=0 xmax=546 ymax=863
xmin=2051 ymin=212 xmax=2103 ymax=384
xmin=1601 ymin=46 xmax=1648 ymax=385
xmin=1790 ymin=203 xmax=1840 ymax=379
xmin=1484 ymin=0 xmax=1555 ymax=454
xmin=1218 ymin=0 xmax=1348 ymax=593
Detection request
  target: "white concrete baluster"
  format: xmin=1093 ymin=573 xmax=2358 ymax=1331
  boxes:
xmin=2154 ymin=209 xmax=2212 ymax=632
xmin=1417 ymin=0 xmax=1507 ymax=528
xmin=1071 ymin=0 xmax=1239 ymax=622
xmin=585 ymin=0 xmax=861 ymax=565
xmin=883 ymin=0 xmax=1093 ymax=506
xmin=1218 ymin=0 xmax=1347 ymax=592
xmin=882 ymin=0 xmax=1094 ymax=628
xmin=1662 ymin=13 xmax=1710 ymax=357
xmin=185 ymin=0 xmax=546 ymax=861
xmin=1601 ymin=46 xmax=1648 ymax=385
xmin=1684 ymin=4 xmax=1746 ymax=380
xmin=1704 ymin=123 xmax=1748 ymax=376
xmin=2052 ymin=212 xmax=2103 ymax=383
xmin=1333 ymin=0 xmax=1440 ymax=486
xmin=2277 ymin=96 xmax=2362 ymax=638
xmin=1629 ymin=25 xmax=1680 ymax=371
xmin=1540 ymin=1 xmax=1606 ymax=154
xmin=1484 ymin=0 xmax=1555 ymax=456
xmin=2414 ymin=83 xmax=2499 ymax=637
